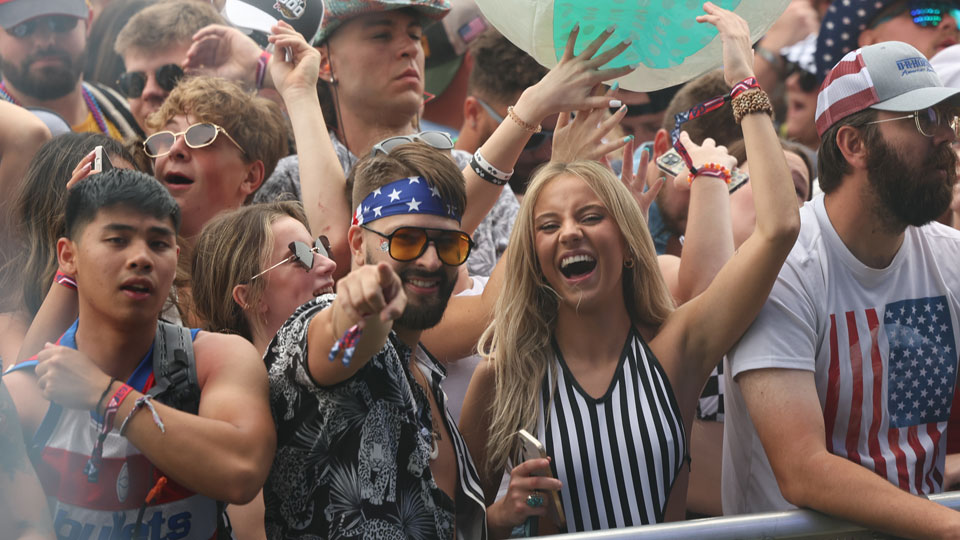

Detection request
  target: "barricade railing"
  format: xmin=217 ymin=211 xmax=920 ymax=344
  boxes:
xmin=543 ymin=491 xmax=960 ymax=539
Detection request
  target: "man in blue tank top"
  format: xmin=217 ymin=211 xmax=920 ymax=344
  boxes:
xmin=3 ymin=170 xmax=275 ymax=540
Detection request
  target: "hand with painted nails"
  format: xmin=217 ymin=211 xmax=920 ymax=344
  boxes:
xmin=697 ymin=2 xmax=755 ymax=87
xmin=517 ymin=25 xmax=637 ymax=125
xmin=621 ymin=143 xmax=664 ymax=223
xmin=66 ymin=150 xmax=99 ymax=190
xmin=550 ymin=85 xmax=632 ymax=165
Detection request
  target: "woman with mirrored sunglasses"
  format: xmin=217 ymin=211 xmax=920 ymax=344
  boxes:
xmin=192 ymin=201 xmax=336 ymax=355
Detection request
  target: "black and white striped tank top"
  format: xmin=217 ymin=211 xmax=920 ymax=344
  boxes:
xmin=536 ymin=328 xmax=687 ymax=532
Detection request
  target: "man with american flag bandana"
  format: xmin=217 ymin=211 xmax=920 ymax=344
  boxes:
xmin=722 ymin=40 xmax=960 ymax=537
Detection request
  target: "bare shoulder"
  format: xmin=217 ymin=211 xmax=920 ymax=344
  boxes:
xmin=2 ymin=370 xmax=47 ymax=438
xmin=471 ymin=357 xmax=496 ymax=388
xmin=192 ymin=331 xmax=265 ymax=387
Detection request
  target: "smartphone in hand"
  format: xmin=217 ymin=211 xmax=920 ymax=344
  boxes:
xmin=656 ymin=147 xmax=749 ymax=193
xmin=517 ymin=429 xmax=566 ymax=529
xmin=92 ymin=146 xmax=114 ymax=174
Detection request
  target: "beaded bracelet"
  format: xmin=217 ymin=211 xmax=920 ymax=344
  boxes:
xmin=255 ymin=50 xmax=271 ymax=90
xmin=732 ymin=89 xmax=774 ymax=124
xmin=506 ymin=106 xmax=542 ymax=134
xmin=690 ymin=162 xmax=732 ymax=184
xmin=54 ymin=270 xmax=78 ymax=290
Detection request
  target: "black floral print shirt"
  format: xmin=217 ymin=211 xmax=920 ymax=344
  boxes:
xmin=263 ymin=295 xmax=487 ymax=539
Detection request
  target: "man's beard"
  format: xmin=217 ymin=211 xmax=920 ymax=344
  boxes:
xmin=865 ymin=134 xmax=957 ymax=230
xmin=0 ymin=47 xmax=83 ymax=101
xmin=365 ymin=254 xmax=456 ymax=331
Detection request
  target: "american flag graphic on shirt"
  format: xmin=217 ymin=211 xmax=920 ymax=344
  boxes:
xmin=824 ymin=296 xmax=958 ymax=495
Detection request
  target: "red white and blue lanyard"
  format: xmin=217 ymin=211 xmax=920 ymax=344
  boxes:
xmin=0 ymin=80 xmax=110 ymax=135
xmin=670 ymin=77 xmax=759 ymax=175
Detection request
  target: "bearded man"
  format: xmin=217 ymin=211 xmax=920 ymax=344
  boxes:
xmin=722 ymin=41 xmax=960 ymax=537
xmin=261 ymin=142 xmax=490 ymax=539
xmin=0 ymin=0 xmax=139 ymax=140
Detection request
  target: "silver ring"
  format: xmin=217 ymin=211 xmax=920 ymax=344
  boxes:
xmin=526 ymin=491 xmax=544 ymax=508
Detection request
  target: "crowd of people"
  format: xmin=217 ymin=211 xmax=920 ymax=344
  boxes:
xmin=1 ymin=0 xmax=960 ymax=539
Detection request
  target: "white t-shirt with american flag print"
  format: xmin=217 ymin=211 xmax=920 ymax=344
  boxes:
xmin=721 ymin=193 xmax=960 ymax=515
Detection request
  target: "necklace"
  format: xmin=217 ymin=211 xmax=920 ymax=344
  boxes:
xmin=410 ymin=358 xmax=442 ymax=461
xmin=0 ymin=81 xmax=110 ymax=136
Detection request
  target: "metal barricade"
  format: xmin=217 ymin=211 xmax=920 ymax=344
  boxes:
xmin=543 ymin=491 xmax=960 ymax=539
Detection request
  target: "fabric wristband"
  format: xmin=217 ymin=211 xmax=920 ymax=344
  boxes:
xmin=85 ymin=382 xmax=133 ymax=482
xmin=54 ymin=270 xmax=78 ymax=290
xmin=119 ymin=394 xmax=166 ymax=436
xmin=730 ymin=76 xmax=760 ymax=99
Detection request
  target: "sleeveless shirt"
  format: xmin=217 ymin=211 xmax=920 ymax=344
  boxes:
xmin=22 ymin=320 xmax=219 ymax=540
xmin=536 ymin=328 xmax=686 ymax=532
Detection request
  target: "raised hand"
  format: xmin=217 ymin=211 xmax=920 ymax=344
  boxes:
xmin=696 ymin=2 xmax=755 ymax=87
xmin=672 ymin=132 xmax=738 ymax=191
xmin=520 ymin=26 xmax=638 ymax=123
xmin=621 ymin=143 xmax=664 ymax=223
xmin=267 ymin=21 xmax=321 ymax=97
xmin=183 ymin=24 xmax=264 ymax=86
xmin=551 ymin=87 xmax=631 ymax=165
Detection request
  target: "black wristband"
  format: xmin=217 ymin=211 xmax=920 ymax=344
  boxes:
xmin=470 ymin=156 xmax=508 ymax=186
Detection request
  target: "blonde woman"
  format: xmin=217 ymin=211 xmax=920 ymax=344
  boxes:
xmin=459 ymin=4 xmax=801 ymax=536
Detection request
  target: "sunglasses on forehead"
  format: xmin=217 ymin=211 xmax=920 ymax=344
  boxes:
xmin=117 ymin=64 xmax=184 ymax=99
xmin=249 ymin=236 xmax=333 ymax=282
xmin=370 ymin=131 xmax=455 ymax=157
xmin=8 ymin=15 xmax=79 ymax=38
xmin=143 ymin=122 xmax=246 ymax=158
xmin=475 ymin=99 xmax=554 ymax=151
xmin=361 ymin=225 xmax=473 ymax=266
xmin=870 ymin=0 xmax=960 ymax=28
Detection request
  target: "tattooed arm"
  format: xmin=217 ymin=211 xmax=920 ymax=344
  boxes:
xmin=0 ymin=379 xmax=53 ymax=540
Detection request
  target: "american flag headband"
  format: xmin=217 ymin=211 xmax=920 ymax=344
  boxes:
xmin=352 ymin=176 xmax=462 ymax=227
xmin=670 ymin=77 xmax=759 ymax=175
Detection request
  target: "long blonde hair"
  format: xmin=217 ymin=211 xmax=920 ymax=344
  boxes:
xmin=478 ymin=161 xmax=675 ymax=477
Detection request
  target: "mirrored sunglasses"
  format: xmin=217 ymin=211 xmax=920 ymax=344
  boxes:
xmin=865 ymin=106 xmax=960 ymax=138
xmin=250 ymin=236 xmax=333 ymax=281
xmin=143 ymin=122 xmax=246 ymax=158
xmin=117 ymin=64 xmax=184 ymax=98
xmin=871 ymin=1 xmax=960 ymax=28
xmin=360 ymin=225 xmax=473 ymax=266
xmin=475 ymin=99 xmax=553 ymax=150
xmin=9 ymin=16 xmax=79 ymax=38
xmin=370 ymin=131 xmax=455 ymax=157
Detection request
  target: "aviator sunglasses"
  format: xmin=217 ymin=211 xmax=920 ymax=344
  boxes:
xmin=143 ymin=122 xmax=246 ymax=158
xmin=370 ymin=131 xmax=455 ymax=156
xmin=865 ymin=106 xmax=960 ymax=138
xmin=870 ymin=1 xmax=960 ymax=28
xmin=360 ymin=225 xmax=474 ymax=266
xmin=250 ymin=236 xmax=333 ymax=282
xmin=117 ymin=64 xmax=184 ymax=99
xmin=9 ymin=16 xmax=79 ymax=38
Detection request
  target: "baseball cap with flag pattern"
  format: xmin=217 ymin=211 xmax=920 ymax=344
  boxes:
xmin=311 ymin=0 xmax=450 ymax=46
xmin=815 ymin=40 xmax=960 ymax=136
